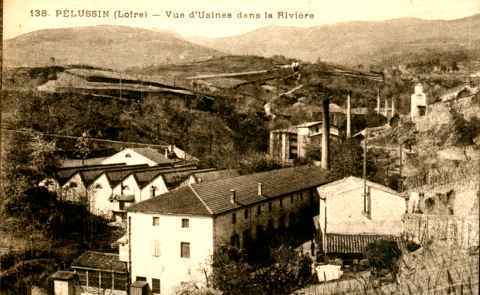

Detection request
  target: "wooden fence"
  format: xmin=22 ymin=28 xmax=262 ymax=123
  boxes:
xmin=402 ymin=214 xmax=479 ymax=249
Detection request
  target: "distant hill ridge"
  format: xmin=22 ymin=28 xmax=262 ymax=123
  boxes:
xmin=187 ymin=14 xmax=480 ymax=66
xmin=4 ymin=25 xmax=223 ymax=70
xmin=4 ymin=14 xmax=480 ymax=70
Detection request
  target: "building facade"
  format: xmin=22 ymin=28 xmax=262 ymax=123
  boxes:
xmin=316 ymin=176 xmax=406 ymax=256
xmin=51 ymin=164 xmax=202 ymax=221
xmin=71 ymin=251 xmax=129 ymax=295
xmin=269 ymin=121 xmax=341 ymax=164
xmin=125 ymin=166 xmax=333 ymax=294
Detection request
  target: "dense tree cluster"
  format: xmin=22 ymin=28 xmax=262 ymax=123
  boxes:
xmin=209 ymin=246 xmax=313 ymax=295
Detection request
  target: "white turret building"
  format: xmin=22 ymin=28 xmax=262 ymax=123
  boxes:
xmin=410 ymin=83 xmax=427 ymax=120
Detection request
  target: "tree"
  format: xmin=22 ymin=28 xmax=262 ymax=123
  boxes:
xmin=75 ymin=132 xmax=92 ymax=165
xmin=306 ymin=140 xmax=377 ymax=180
xmin=238 ymin=153 xmax=282 ymax=175
xmin=449 ymin=108 xmax=478 ymax=147
xmin=209 ymin=246 xmax=313 ymax=295
xmin=30 ymin=135 xmax=58 ymax=180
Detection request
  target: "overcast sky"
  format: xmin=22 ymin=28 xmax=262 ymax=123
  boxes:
xmin=4 ymin=0 xmax=480 ymax=39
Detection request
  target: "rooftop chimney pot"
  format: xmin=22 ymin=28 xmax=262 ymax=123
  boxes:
xmin=230 ymin=189 xmax=236 ymax=205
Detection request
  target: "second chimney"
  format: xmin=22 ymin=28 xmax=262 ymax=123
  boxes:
xmin=346 ymin=92 xmax=351 ymax=139
xmin=230 ymin=189 xmax=236 ymax=205
xmin=258 ymin=183 xmax=263 ymax=196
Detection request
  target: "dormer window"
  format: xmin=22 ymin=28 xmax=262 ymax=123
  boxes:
xmin=68 ymin=182 xmax=78 ymax=188
xmin=121 ymin=184 xmax=129 ymax=194
xmin=125 ymin=153 xmax=131 ymax=158
xmin=94 ymin=183 xmax=102 ymax=189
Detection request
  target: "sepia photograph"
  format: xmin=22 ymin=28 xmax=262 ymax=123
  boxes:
xmin=1 ymin=0 xmax=479 ymax=294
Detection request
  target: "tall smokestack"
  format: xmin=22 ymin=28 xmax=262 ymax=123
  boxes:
xmin=384 ymin=97 xmax=388 ymax=117
xmin=321 ymin=97 xmax=330 ymax=170
xmin=391 ymin=98 xmax=395 ymax=117
xmin=376 ymin=88 xmax=380 ymax=114
xmin=346 ymin=92 xmax=351 ymax=139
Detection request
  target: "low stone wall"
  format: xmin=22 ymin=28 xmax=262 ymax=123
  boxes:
xmin=404 ymin=162 xmax=479 ymax=217
xmin=413 ymin=95 xmax=480 ymax=132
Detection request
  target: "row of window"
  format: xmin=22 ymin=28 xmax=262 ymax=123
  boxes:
xmin=76 ymin=269 xmax=128 ymax=291
xmin=230 ymin=213 xmax=298 ymax=247
xmin=152 ymin=217 xmax=189 ymax=228
xmin=231 ymin=191 xmax=311 ymax=224
xmin=135 ymin=277 xmax=191 ymax=294
xmin=152 ymin=241 xmax=190 ymax=258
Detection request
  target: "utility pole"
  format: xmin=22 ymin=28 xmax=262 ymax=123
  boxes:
xmin=321 ymin=97 xmax=330 ymax=170
xmin=399 ymin=143 xmax=403 ymax=192
xmin=119 ymin=73 xmax=122 ymax=100
xmin=363 ymin=129 xmax=368 ymax=214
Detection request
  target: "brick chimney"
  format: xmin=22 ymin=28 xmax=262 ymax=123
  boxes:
xmin=230 ymin=189 xmax=237 ymax=205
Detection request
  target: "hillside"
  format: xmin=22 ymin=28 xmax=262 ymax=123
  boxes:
xmin=188 ymin=14 xmax=480 ymax=66
xmin=1 ymin=54 xmax=386 ymax=172
xmin=3 ymin=25 xmax=223 ymax=70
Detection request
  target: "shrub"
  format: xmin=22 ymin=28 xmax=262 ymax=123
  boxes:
xmin=364 ymin=239 xmax=401 ymax=277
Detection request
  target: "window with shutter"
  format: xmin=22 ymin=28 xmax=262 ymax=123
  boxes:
xmin=181 ymin=218 xmax=189 ymax=228
xmin=152 ymin=240 xmax=161 ymax=257
xmin=152 ymin=278 xmax=161 ymax=294
xmin=180 ymin=242 xmax=190 ymax=258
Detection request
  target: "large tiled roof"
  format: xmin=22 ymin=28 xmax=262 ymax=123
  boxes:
xmin=134 ymin=170 xmax=164 ymax=188
xmin=56 ymin=163 xmax=136 ymax=185
xmin=325 ymin=233 xmax=400 ymax=254
xmin=71 ymin=251 xmax=127 ymax=273
xmin=318 ymin=176 xmax=400 ymax=197
xmin=191 ymin=165 xmax=332 ymax=214
xmin=161 ymin=168 xmax=214 ymax=188
xmin=192 ymin=169 xmax=240 ymax=183
xmin=59 ymin=157 xmax=109 ymax=168
xmin=134 ymin=166 xmax=199 ymax=188
xmin=127 ymin=186 xmax=211 ymax=216
xmin=129 ymin=165 xmax=334 ymax=216
xmin=74 ymin=164 xmax=148 ymax=186
xmin=130 ymin=147 xmax=176 ymax=164
xmin=106 ymin=170 xmax=138 ymax=187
